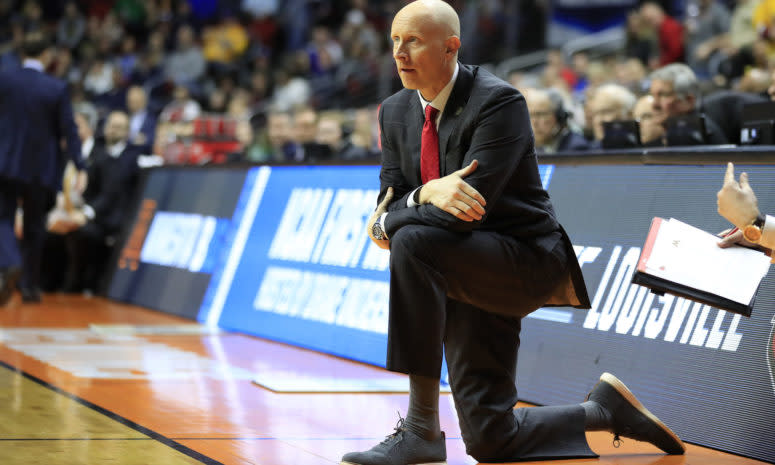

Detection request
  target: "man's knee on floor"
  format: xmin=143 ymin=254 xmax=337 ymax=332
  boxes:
xmin=464 ymin=435 xmax=507 ymax=463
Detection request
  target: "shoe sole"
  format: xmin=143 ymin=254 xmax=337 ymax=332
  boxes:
xmin=341 ymin=462 xmax=446 ymax=465
xmin=600 ymin=372 xmax=685 ymax=454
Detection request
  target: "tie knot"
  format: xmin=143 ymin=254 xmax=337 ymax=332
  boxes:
xmin=425 ymin=105 xmax=439 ymax=122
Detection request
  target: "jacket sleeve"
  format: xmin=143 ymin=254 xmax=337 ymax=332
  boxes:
xmin=384 ymin=87 xmax=532 ymax=236
xmin=58 ymin=86 xmax=84 ymax=171
xmin=377 ymin=103 xmax=420 ymax=212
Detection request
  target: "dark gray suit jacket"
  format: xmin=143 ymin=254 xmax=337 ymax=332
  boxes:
xmin=378 ymin=63 xmax=590 ymax=314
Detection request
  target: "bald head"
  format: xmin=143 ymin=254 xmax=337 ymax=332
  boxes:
xmin=396 ymin=0 xmax=460 ymax=37
xmin=391 ymin=0 xmax=461 ymax=100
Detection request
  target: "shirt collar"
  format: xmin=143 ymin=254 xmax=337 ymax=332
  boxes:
xmin=22 ymin=59 xmax=44 ymax=72
xmin=107 ymin=141 xmax=127 ymax=158
xmin=418 ymin=62 xmax=459 ymax=120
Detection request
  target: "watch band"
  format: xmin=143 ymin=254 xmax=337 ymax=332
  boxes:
xmin=743 ymin=213 xmax=766 ymax=243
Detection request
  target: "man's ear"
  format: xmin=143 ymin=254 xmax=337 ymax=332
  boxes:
xmin=445 ymin=36 xmax=461 ymax=55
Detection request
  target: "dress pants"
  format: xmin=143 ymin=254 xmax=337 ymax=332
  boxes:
xmin=0 ymin=181 xmax=53 ymax=290
xmin=386 ymin=224 xmax=597 ymax=461
xmin=0 ymin=182 xmax=21 ymax=269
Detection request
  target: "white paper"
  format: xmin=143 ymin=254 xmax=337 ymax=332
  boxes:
xmin=643 ymin=218 xmax=771 ymax=305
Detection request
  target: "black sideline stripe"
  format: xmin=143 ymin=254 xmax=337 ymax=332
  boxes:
xmin=0 ymin=360 xmax=223 ymax=465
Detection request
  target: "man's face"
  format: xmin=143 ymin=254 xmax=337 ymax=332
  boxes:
xmin=590 ymin=93 xmax=628 ymax=141
xmin=104 ymin=113 xmax=129 ymax=145
xmin=633 ymin=95 xmax=662 ymax=144
xmin=526 ymin=93 xmax=559 ymax=145
xmin=391 ymin=9 xmax=453 ymax=100
xmin=293 ymin=110 xmax=318 ymax=144
xmin=650 ymin=79 xmax=694 ymax=121
xmin=268 ymin=114 xmax=291 ymax=147
xmin=316 ymin=119 xmax=342 ymax=147
xmin=127 ymin=87 xmax=146 ymax=113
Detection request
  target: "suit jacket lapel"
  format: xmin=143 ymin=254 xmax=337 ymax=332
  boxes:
xmin=407 ymin=93 xmax=424 ymax=184
xmin=438 ymin=63 xmax=475 ymax=175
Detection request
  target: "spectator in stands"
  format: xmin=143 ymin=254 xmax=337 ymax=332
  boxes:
xmin=125 ymin=85 xmax=156 ymax=150
xmin=587 ymin=84 xmax=637 ymax=144
xmin=270 ymin=57 xmax=312 ymax=112
xmin=160 ymin=84 xmax=201 ymax=124
xmin=684 ymin=0 xmax=730 ymax=77
xmin=648 ymin=63 xmax=728 ymax=144
xmin=42 ymin=109 xmax=98 ymax=291
xmin=316 ymin=111 xmax=369 ymax=161
xmin=226 ymin=88 xmax=253 ymax=119
xmin=115 ymin=34 xmax=138 ymax=84
xmin=164 ymin=24 xmax=206 ymax=87
xmin=57 ymin=1 xmax=85 ymax=50
xmin=351 ymin=106 xmax=381 ymax=157
xmin=736 ymin=67 xmax=772 ymax=93
xmin=63 ymin=110 xmax=141 ymax=293
xmin=83 ymin=53 xmax=116 ymax=97
xmin=615 ymin=57 xmax=649 ymax=94
xmin=640 ymin=2 xmax=685 ymax=66
xmin=633 ymin=95 xmax=663 ymax=145
xmin=292 ymin=106 xmax=332 ymax=162
xmin=717 ymin=0 xmax=760 ymax=82
xmin=524 ymin=88 xmax=589 ymax=153
xmin=267 ymin=110 xmax=298 ymax=161
xmin=625 ymin=10 xmax=657 ymax=66
xmin=202 ymin=13 xmax=249 ymax=66
xmin=235 ymin=119 xmax=272 ymax=163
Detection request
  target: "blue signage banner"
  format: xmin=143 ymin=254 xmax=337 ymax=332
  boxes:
xmin=196 ymin=164 xmax=555 ymax=380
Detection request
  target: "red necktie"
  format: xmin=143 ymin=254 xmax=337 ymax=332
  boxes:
xmin=421 ymin=105 xmax=440 ymax=184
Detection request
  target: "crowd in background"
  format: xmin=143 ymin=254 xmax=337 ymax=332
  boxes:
xmin=3 ymin=0 xmax=775 ymax=294
xmin=3 ymin=0 xmax=775 ymax=163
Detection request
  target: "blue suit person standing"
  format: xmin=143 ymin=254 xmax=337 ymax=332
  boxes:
xmin=0 ymin=34 xmax=84 ymax=304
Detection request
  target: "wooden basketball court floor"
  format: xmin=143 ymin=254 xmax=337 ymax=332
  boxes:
xmin=0 ymin=294 xmax=768 ymax=465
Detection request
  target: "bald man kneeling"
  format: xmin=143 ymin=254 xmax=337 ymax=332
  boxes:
xmin=344 ymin=2 xmax=685 ymax=464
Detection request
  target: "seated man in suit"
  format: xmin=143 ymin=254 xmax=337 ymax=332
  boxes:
xmin=64 ymin=111 xmax=141 ymax=293
xmin=524 ymin=87 xmax=590 ymax=153
xmin=341 ymin=2 xmax=685 ymax=464
xmin=648 ymin=63 xmax=728 ymax=145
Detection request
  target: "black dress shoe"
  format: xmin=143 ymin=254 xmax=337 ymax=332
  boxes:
xmin=19 ymin=286 xmax=42 ymax=303
xmin=341 ymin=417 xmax=447 ymax=465
xmin=587 ymin=372 xmax=685 ymax=455
xmin=0 ymin=267 xmax=21 ymax=306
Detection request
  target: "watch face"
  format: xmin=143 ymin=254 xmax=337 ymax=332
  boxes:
xmin=371 ymin=222 xmax=384 ymax=240
xmin=744 ymin=224 xmax=762 ymax=242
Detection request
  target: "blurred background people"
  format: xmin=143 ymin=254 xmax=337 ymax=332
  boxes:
xmin=524 ymin=88 xmax=589 ymax=153
xmin=648 ymin=63 xmax=728 ymax=145
xmin=633 ymin=94 xmax=663 ymax=146
xmin=588 ymin=83 xmax=637 ymax=144
xmin=125 ymin=85 xmax=157 ymax=151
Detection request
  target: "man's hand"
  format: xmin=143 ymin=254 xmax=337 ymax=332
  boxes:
xmin=717 ymin=162 xmax=760 ymax=229
xmin=418 ymin=160 xmax=486 ymax=222
xmin=367 ymin=187 xmax=394 ymax=250
xmin=717 ymin=227 xmax=772 ymax=257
